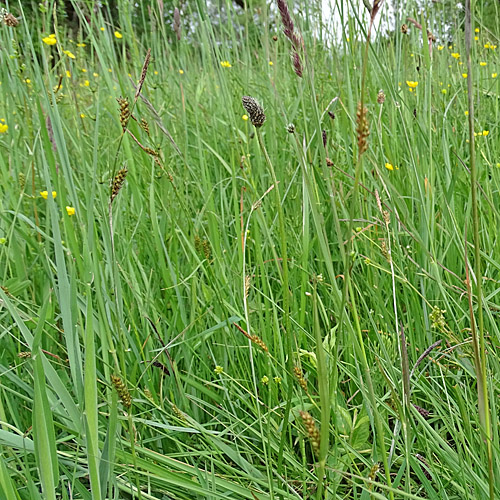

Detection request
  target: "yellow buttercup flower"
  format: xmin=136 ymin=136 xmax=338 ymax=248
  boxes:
xmin=114 ymin=31 xmax=123 ymax=39
xmin=462 ymin=73 xmax=468 ymax=78
xmin=63 ymin=49 xmax=76 ymax=59
xmin=220 ymin=60 xmax=232 ymax=68
xmin=451 ymin=52 xmax=460 ymax=59
xmin=464 ymin=111 xmax=469 ymax=116
xmin=438 ymin=45 xmax=444 ymax=50
xmin=0 ymin=122 xmax=8 ymax=133
xmin=242 ymin=114 xmax=248 ymax=121
xmin=269 ymin=61 xmax=273 ymax=66
xmin=83 ymin=80 xmax=90 ymax=87
xmin=40 ymin=190 xmax=57 ymax=199
xmin=492 ymin=73 xmax=498 ymax=78
xmin=42 ymin=34 xmax=57 ymax=45
xmin=474 ymin=36 xmax=479 ymax=41
xmin=475 ymin=27 xmax=480 ymax=33
xmin=385 ymin=162 xmax=394 ymax=171
xmin=179 ymin=69 xmax=184 ymax=74
xmin=66 ymin=206 xmax=75 ymax=216
xmin=482 ymin=130 xmax=489 ymax=136
xmin=406 ymin=80 xmax=418 ymax=89
xmin=76 ymin=42 xmax=86 ymax=47
xmin=480 ymin=61 xmax=487 ymax=66
xmin=66 ymin=70 xmax=71 ymax=78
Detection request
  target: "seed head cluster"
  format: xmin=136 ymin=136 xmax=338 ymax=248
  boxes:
xmin=299 ymin=410 xmax=320 ymax=456
xmin=356 ymin=102 xmax=369 ymax=155
xmin=111 ymin=167 xmax=128 ymax=202
xmin=117 ymin=97 xmax=131 ymax=131
xmin=241 ymin=96 xmax=266 ymax=128
xmin=293 ymin=365 xmax=308 ymax=392
xmin=111 ymin=374 xmax=132 ymax=408
xmin=1 ymin=8 xmax=19 ymax=27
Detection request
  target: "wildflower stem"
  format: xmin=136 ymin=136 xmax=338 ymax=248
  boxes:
xmin=464 ymin=2 xmax=494 ymax=499
xmin=256 ymin=128 xmax=292 ymax=479
xmin=343 ymin=7 xmax=394 ymax=499
xmin=313 ymin=279 xmax=329 ymax=498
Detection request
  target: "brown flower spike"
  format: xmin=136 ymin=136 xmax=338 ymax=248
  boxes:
xmin=242 ymin=96 xmax=266 ymax=128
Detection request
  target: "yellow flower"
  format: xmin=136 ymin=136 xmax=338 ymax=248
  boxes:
xmin=482 ymin=130 xmax=489 ymax=136
xmin=42 ymin=34 xmax=57 ymax=45
xmin=462 ymin=73 xmax=468 ymax=78
xmin=484 ymin=43 xmax=491 ymax=49
xmin=220 ymin=60 xmax=232 ymax=68
xmin=406 ymin=80 xmax=418 ymax=89
xmin=438 ymin=45 xmax=444 ymax=50
xmin=480 ymin=61 xmax=487 ymax=66
xmin=475 ymin=27 xmax=480 ymax=33
xmin=114 ymin=31 xmax=123 ymax=39
xmin=269 ymin=61 xmax=273 ymax=66
xmin=80 ymin=113 xmax=86 ymax=118
xmin=76 ymin=42 xmax=86 ymax=47
xmin=0 ymin=122 xmax=8 ymax=133
xmin=492 ymin=45 xmax=497 ymax=50
xmin=442 ymin=89 xmax=447 ymax=94
xmin=274 ymin=376 xmax=282 ymax=384
xmin=385 ymin=162 xmax=394 ymax=171
xmin=93 ymin=72 xmax=99 ymax=77
xmin=63 ymin=50 xmax=76 ymax=59
xmin=66 ymin=70 xmax=71 ymax=78
xmin=81 ymin=68 xmax=87 ymax=73
xmin=464 ymin=111 xmax=469 ymax=116
xmin=261 ymin=375 xmax=269 ymax=385
xmin=100 ymin=27 xmax=105 ymax=31
xmin=492 ymin=73 xmax=498 ymax=78
xmin=83 ymin=80 xmax=90 ymax=87
xmin=214 ymin=365 xmax=223 ymax=374
xmin=0 ymin=238 xmax=6 ymax=245
xmin=179 ymin=69 xmax=184 ymax=74
xmin=474 ymin=36 xmax=479 ymax=41
xmin=65 ymin=206 xmax=75 ymax=216
xmin=40 ymin=190 xmax=57 ymax=199
xmin=242 ymin=114 xmax=248 ymax=121
xmin=25 ymin=79 xmax=31 ymax=84
xmin=451 ymin=52 xmax=460 ymax=59
xmin=154 ymin=70 xmax=158 ymax=75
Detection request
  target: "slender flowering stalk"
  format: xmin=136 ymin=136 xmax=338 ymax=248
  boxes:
xmin=464 ymin=1 xmax=494 ymax=498
xmin=242 ymin=95 xmax=293 ymax=479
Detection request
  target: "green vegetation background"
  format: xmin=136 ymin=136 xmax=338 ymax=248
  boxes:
xmin=0 ymin=1 xmax=499 ymax=499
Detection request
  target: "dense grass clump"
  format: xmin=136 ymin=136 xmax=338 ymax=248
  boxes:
xmin=0 ymin=1 xmax=499 ymax=499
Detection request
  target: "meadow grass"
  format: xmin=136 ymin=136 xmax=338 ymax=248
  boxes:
xmin=0 ymin=1 xmax=499 ymax=499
